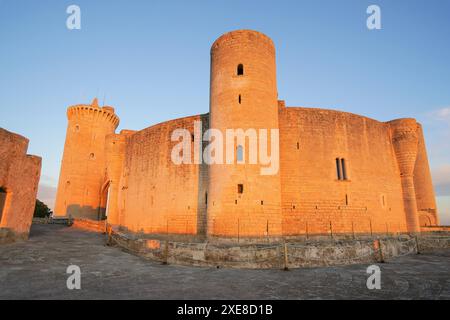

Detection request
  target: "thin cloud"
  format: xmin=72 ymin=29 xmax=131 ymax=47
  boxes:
xmin=432 ymin=165 xmax=450 ymax=197
xmin=429 ymin=107 xmax=450 ymax=123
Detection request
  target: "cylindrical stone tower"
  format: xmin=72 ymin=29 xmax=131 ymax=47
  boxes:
xmin=389 ymin=118 xmax=420 ymax=233
xmin=207 ymin=30 xmax=282 ymax=238
xmin=54 ymin=98 xmax=120 ymax=220
xmin=413 ymin=124 xmax=439 ymax=226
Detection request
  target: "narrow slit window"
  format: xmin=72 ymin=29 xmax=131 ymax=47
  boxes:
xmin=345 ymin=194 xmax=349 ymax=205
xmin=237 ymin=145 xmax=244 ymax=163
xmin=341 ymin=158 xmax=347 ymax=180
xmin=237 ymin=184 xmax=244 ymax=194
xmin=237 ymin=64 xmax=244 ymax=76
xmin=238 ymin=94 xmax=241 ymax=104
xmin=205 ymin=192 xmax=208 ymax=205
xmin=336 ymin=158 xmax=341 ymax=180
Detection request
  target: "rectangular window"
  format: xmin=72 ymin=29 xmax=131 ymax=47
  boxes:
xmin=237 ymin=184 xmax=244 ymax=194
xmin=336 ymin=158 xmax=348 ymax=181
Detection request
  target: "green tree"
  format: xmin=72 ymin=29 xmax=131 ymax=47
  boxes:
xmin=34 ymin=199 xmax=52 ymax=218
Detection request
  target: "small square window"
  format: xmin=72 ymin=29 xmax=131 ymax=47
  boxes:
xmin=237 ymin=184 xmax=244 ymax=194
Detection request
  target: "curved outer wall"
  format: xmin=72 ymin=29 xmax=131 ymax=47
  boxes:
xmin=116 ymin=115 xmax=209 ymax=235
xmin=54 ymin=103 xmax=119 ymax=220
xmin=208 ymin=30 xmax=282 ymax=237
xmin=279 ymin=107 xmax=408 ymax=235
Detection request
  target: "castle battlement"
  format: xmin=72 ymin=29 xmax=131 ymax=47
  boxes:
xmin=211 ymin=29 xmax=275 ymax=55
xmin=67 ymin=99 xmax=120 ymax=129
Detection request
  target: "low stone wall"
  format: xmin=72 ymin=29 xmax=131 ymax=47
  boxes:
xmin=32 ymin=217 xmax=72 ymax=225
xmin=421 ymin=226 xmax=450 ymax=232
xmin=417 ymin=235 xmax=450 ymax=252
xmin=72 ymin=219 xmax=106 ymax=233
xmin=108 ymin=227 xmax=449 ymax=269
xmin=34 ymin=217 xmax=105 ymax=233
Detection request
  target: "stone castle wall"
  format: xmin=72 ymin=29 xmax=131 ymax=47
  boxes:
xmin=101 ymin=104 xmax=437 ymax=238
xmin=109 ymin=114 xmax=209 ymax=236
xmin=0 ymin=128 xmax=41 ymax=242
xmin=279 ymin=107 xmax=407 ymax=235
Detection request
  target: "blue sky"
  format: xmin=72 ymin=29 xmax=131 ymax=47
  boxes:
xmin=0 ymin=0 xmax=449 ymax=223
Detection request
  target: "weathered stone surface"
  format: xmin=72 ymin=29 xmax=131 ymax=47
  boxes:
xmin=0 ymin=128 xmax=41 ymax=242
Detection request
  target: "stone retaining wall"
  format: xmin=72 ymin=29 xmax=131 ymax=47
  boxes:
xmin=72 ymin=219 xmax=106 ymax=233
xmin=108 ymin=227 xmax=449 ymax=269
xmin=33 ymin=217 xmax=106 ymax=233
xmin=32 ymin=217 xmax=72 ymax=225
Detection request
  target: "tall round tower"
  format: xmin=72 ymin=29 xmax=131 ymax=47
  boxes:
xmin=207 ymin=30 xmax=282 ymax=238
xmin=54 ymin=98 xmax=120 ymax=220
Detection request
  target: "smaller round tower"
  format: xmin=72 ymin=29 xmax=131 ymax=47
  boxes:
xmin=414 ymin=124 xmax=439 ymax=226
xmin=54 ymin=98 xmax=120 ymax=220
xmin=389 ymin=118 xmax=420 ymax=233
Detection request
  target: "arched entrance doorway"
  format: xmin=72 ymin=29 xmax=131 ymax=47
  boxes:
xmin=98 ymin=180 xmax=111 ymax=221
xmin=0 ymin=187 xmax=7 ymax=225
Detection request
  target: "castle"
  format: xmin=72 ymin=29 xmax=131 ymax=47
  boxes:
xmin=53 ymin=30 xmax=439 ymax=238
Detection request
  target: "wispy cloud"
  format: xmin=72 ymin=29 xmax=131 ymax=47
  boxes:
xmin=432 ymin=165 xmax=450 ymax=197
xmin=428 ymin=107 xmax=450 ymax=123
